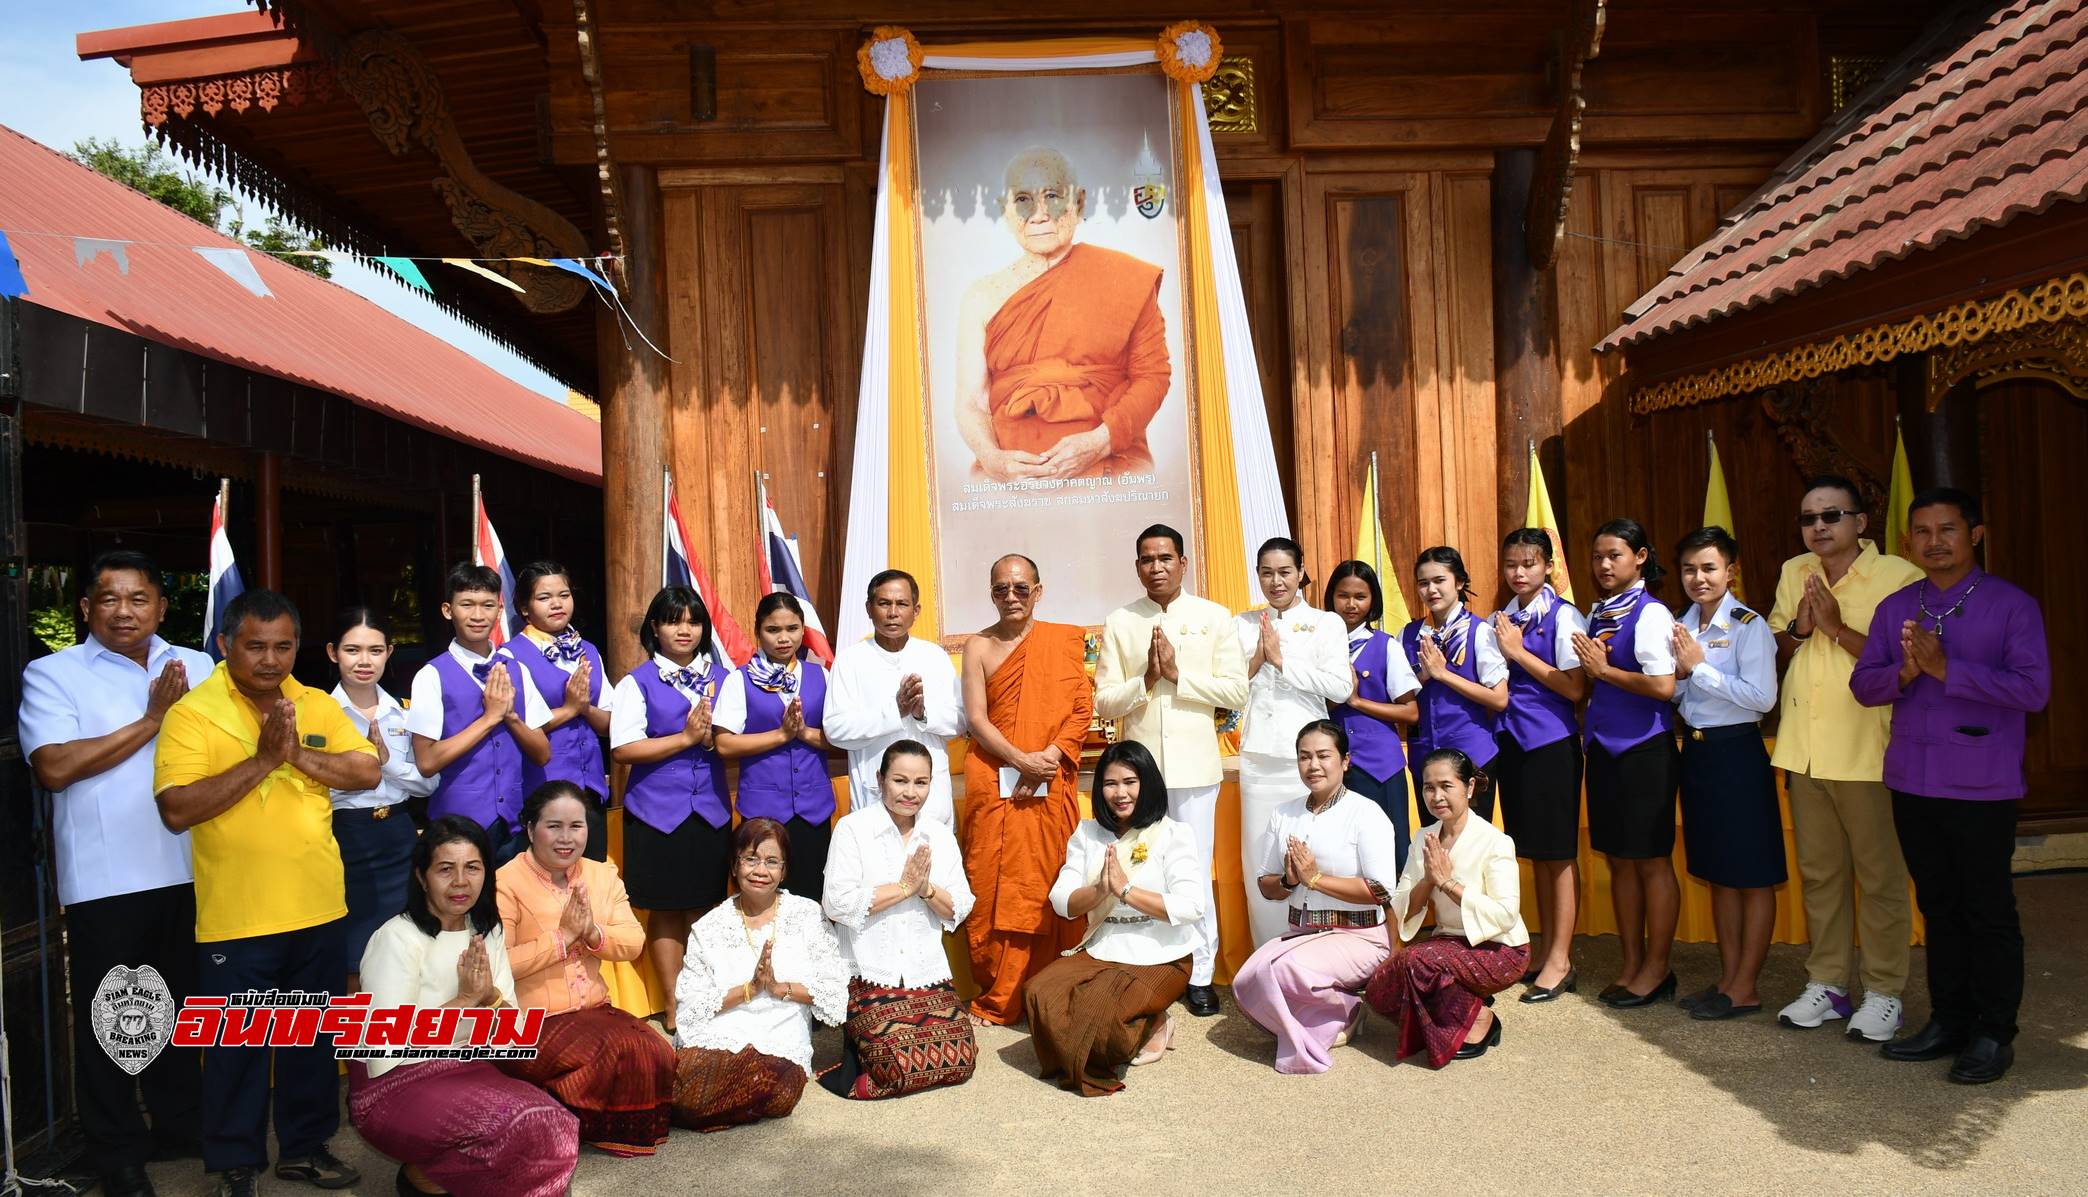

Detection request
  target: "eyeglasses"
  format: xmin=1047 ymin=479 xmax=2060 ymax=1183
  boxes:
xmin=737 ymin=854 xmax=785 ymax=870
xmin=1796 ymin=509 xmax=1856 ymax=527
xmin=990 ymin=584 xmax=1034 ymax=599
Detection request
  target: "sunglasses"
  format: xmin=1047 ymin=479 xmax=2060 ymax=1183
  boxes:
xmin=1796 ymin=509 xmax=1858 ymax=528
xmin=991 ymin=584 xmax=1035 ymax=599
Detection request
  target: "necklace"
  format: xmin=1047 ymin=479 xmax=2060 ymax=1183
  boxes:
xmin=735 ymin=896 xmax=776 ymax=952
xmin=1305 ymin=787 xmax=1345 ymax=816
xmin=1917 ymin=570 xmax=1982 ymax=642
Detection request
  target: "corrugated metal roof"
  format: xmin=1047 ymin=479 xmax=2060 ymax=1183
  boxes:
xmin=1600 ymin=0 xmax=2088 ymax=351
xmin=0 ymin=123 xmax=602 ymax=483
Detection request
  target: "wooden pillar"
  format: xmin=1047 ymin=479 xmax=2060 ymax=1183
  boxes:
xmin=1896 ymin=357 xmax=1983 ymax=503
xmin=1491 ymin=149 xmax=1561 ymax=581
xmin=599 ymin=164 xmax=668 ymax=677
xmin=255 ymin=449 xmax=282 ymax=590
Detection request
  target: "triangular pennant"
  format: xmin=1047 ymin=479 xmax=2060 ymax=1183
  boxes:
xmin=0 ymin=231 xmax=28 ymax=298
xmin=374 ymin=255 xmax=433 ymax=293
xmin=441 ymin=257 xmax=526 ymax=293
xmin=192 ymin=247 xmax=271 ymax=297
xmin=545 ymin=257 xmax=614 ymax=290
xmin=74 ymin=238 xmax=131 ymax=274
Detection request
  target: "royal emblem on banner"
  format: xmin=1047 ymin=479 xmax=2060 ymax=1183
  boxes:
xmin=1133 ymin=182 xmax=1168 ymax=219
xmin=92 ymin=965 xmax=176 ymax=1075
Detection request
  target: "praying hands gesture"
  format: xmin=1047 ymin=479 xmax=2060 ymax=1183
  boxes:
xmin=1256 ymin=611 xmax=1284 ymax=672
xmin=782 ymin=697 xmax=806 ymax=740
xmin=1901 ymin=620 xmax=1947 ymax=685
xmin=454 ymin=934 xmax=497 ymax=1007
xmin=1802 ymin=574 xmax=1845 ymax=639
xmin=1284 ymin=836 xmax=1320 ymax=890
xmin=562 ymin=657 xmax=593 ymax=711
xmin=898 ymin=841 xmax=933 ymax=895
xmin=750 ymin=939 xmax=779 ymax=998
xmin=896 ymin=672 xmax=927 ymax=721
xmin=145 ymin=661 xmax=191 ymax=724
xmin=1419 ymin=834 xmax=1456 ymax=891
xmin=1570 ymin=632 xmax=1611 ymax=685
xmin=255 ymin=699 xmax=300 ymax=771
xmin=1144 ymin=626 xmax=1179 ymax=689
xmin=480 ymin=666 xmax=516 ymax=722
xmin=1099 ymin=842 xmax=1132 ymax=899
xmin=558 ymin=882 xmax=597 ymax=952
xmin=1490 ymin=612 xmax=1526 ymax=662
xmin=682 ymin=696 xmax=714 ymax=748
xmin=1671 ymin=624 xmax=1705 ymax=678
xmin=1414 ymin=634 xmax=1448 ymax=683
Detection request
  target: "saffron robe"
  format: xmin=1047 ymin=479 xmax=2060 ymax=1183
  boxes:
xmin=961 ymin=621 xmax=1091 ymax=1023
xmin=984 ymin=243 xmax=1169 ymax=474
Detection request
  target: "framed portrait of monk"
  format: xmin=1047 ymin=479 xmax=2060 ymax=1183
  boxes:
xmin=913 ymin=67 xmax=1203 ymax=635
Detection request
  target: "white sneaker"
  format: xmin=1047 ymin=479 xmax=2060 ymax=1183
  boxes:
xmin=1846 ymin=992 xmax=1904 ymax=1042
xmin=1776 ymin=982 xmax=1852 ymax=1028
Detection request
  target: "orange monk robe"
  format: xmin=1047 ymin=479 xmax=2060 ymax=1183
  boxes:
xmin=985 ymin=243 xmax=1170 ymax=476
xmin=962 ymin=621 xmax=1093 ymax=1024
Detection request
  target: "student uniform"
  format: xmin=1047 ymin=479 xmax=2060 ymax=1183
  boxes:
xmin=1582 ymin=584 xmax=1680 ymax=860
xmin=328 ymin=683 xmax=436 ymax=975
xmin=406 ymin=640 xmax=554 ymax=843
xmin=508 ymin=626 xmax=615 ymax=861
xmin=713 ymin=657 xmax=836 ymax=903
xmin=1494 ymin=587 xmax=1587 ymax=862
xmin=1673 ymin=594 xmax=1786 ymax=889
xmin=1400 ymin=606 xmax=1507 ymax=825
xmin=607 ymin=652 xmax=736 ymax=912
xmin=1328 ymin=624 xmax=1420 ymax=866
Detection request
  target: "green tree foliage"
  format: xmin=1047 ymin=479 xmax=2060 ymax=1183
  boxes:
xmin=70 ymin=138 xmax=332 ymax=280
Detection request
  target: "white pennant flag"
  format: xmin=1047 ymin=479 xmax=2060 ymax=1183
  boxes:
xmin=193 ymin=247 xmax=272 ymax=297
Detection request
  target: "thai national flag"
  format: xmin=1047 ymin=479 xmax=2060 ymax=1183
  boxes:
xmin=755 ymin=475 xmax=833 ymax=665
xmin=664 ymin=471 xmax=755 ymax=665
xmin=472 ymin=484 xmax=520 ymax=648
xmin=203 ymin=484 xmax=245 ymax=661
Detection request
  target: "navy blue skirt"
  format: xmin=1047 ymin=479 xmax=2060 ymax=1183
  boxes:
xmin=334 ymin=805 xmax=418 ymax=976
xmin=1679 ymin=724 xmax=1788 ymax=889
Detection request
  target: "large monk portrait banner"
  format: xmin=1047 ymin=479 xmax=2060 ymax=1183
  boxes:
xmin=914 ymin=69 xmax=1201 ymax=633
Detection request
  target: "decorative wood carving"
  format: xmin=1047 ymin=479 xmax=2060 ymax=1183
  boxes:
xmin=1202 ymin=56 xmax=1257 ymax=134
xmin=1926 ymin=317 xmax=2088 ymax=405
xmin=335 ymin=29 xmax=592 ymax=313
xmin=1525 ymin=0 xmax=1604 ymax=271
xmin=1758 ymin=375 xmax=1886 ymax=508
xmin=1828 ymin=55 xmax=1889 ymax=111
xmin=142 ymin=64 xmax=337 ymax=126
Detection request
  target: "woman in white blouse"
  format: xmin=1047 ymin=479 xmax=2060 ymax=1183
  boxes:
xmin=820 ymin=740 xmax=978 ymax=1100
xmin=1025 ymin=740 xmax=1206 ymax=1096
xmin=671 ymin=817 xmax=849 ymax=1130
xmin=1232 ymin=720 xmax=1404 ymax=1075
xmin=1234 ymin=537 xmax=1356 ymax=947
xmin=1364 ymin=749 xmax=1531 ymax=1067
xmin=350 ymin=816 xmax=578 ymax=1197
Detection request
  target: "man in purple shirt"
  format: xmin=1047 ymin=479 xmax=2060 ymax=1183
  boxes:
xmin=1850 ymin=487 xmax=2049 ymax=1085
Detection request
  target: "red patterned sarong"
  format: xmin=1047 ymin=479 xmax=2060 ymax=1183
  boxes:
xmin=1363 ymin=936 xmax=1530 ymax=1068
xmin=496 ymin=1004 xmax=673 ymax=1155
xmin=670 ymin=1045 xmax=806 ymax=1131
xmin=822 ymin=978 xmax=977 ymax=1100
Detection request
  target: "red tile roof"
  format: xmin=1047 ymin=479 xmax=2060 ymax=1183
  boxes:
xmin=0 ymin=123 xmax=601 ymax=483
xmin=1601 ymin=0 xmax=2088 ymax=351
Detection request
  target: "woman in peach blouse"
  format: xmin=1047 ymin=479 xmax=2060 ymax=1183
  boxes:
xmin=495 ymin=781 xmax=675 ymax=1156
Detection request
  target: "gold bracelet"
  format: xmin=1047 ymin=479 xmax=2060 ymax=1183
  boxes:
xmin=741 ymin=981 xmax=752 ymax=1004
xmin=1306 ymin=871 xmax=1323 ymax=891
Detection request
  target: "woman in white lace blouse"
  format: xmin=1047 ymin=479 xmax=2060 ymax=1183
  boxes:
xmin=820 ymin=740 xmax=978 ymax=1099
xmin=669 ymin=817 xmax=848 ymax=1131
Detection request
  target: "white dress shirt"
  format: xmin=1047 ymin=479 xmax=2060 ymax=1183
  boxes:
xmin=607 ymin=652 xmax=717 ymax=749
xmin=674 ymin=893 xmax=849 ymax=1075
xmin=1233 ymin=601 xmax=1355 ymax=758
xmin=1674 ymin=593 xmax=1778 ymax=729
xmin=328 ymin=685 xmax=438 ymax=811
xmin=357 ymin=915 xmax=518 ymax=1077
xmin=1049 ymin=816 xmax=1207 ymax=967
xmin=1346 ymin=623 xmax=1422 ymax=700
xmin=404 ymin=640 xmax=553 ymax=739
xmin=1606 ymin=593 xmax=1678 ymax=675
xmin=822 ymin=802 xmax=973 ymax=985
xmin=1258 ymin=791 xmax=1404 ymax=917
xmin=1500 ymin=593 xmax=1587 ymax=669
xmin=1093 ymin=592 xmax=1250 ymax=789
xmin=20 ymin=635 xmax=211 ymax=905
xmin=823 ymin=638 xmax=965 ymax=826
xmin=1392 ymin=815 xmax=1530 ymax=947
xmin=710 ymin=661 xmax=830 ymax=735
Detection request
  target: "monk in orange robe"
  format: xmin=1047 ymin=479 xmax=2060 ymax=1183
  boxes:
xmin=956 ymin=146 xmax=1171 ymax=482
xmin=959 ymin=554 xmax=1092 ymax=1024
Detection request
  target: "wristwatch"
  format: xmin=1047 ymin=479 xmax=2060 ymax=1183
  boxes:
xmin=1785 ymin=620 xmax=1811 ymax=641
xmin=1117 ymin=882 xmax=1133 ymax=901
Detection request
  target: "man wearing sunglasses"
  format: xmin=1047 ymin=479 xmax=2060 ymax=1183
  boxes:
xmin=1766 ymin=475 xmax=1923 ymax=1044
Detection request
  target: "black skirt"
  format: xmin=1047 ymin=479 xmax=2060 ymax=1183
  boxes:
xmin=1345 ymin=765 xmax=1411 ymax=873
xmin=1585 ymin=735 xmax=1679 ymax=861
xmin=1679 ymin=724 xmax=1788 ymax=889
xmin=1493 ymin=733 xmax=1583 ymax=862
xmin=622 ymin=810 xmax=734 ymax=912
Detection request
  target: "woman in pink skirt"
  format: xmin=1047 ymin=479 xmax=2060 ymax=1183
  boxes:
xmin=1366 ymin=748 xmax=1531 ymax=1066
xmin=1231 ymin=720 xmax=1406 ymax=1074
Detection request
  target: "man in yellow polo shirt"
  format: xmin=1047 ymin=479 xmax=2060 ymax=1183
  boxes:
xmin=154 ymin=590 xmax=377 ymax=1197
xmin=1766 ymin=475 xmax=1923 ymax=1044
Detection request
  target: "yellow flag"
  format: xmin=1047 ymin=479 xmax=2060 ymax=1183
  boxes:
xmin=1524 ymin=441 xmax=1574 ymax=604
xmin=1884 ymin=422 xmax=1915 ymax=557
xmin=1357 ymin=453 xmax=1414 ymax=629
xmin=1703 ymin=430 xmax=1743 ymax=602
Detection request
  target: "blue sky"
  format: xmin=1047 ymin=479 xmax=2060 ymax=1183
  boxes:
xmin=0 ymin=2 xmax=573 ymax=401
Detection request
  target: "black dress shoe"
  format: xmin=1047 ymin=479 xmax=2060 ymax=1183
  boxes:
xmin=1688 ymin=992 xmax=1763 ymax=1021
xmin=1454 ymin=1016 xmax=1503 ymax=1060
xmin=100 ymin=1164 xmax=157 ymax=1197
xmin=1602 ymin=972 xmax=1677 ymax=1009
xmin=1947 ymin=1037 xmax=2015 ymax=1084
xmin=1881 ymin=1019 xmax=1968 ymax=1062
xmin=1678 ymin=985 xmax=1721 ymax=1013
xmin=1597 ymin=981 xmax=1627 ymax=1002
xmin=1520 ymin=970 xmax=1577 ymax=1004
xmin=1183 ymin=984 xmax=1221 ymax=1017
xmin=1519 ymin=968 xmax=1540 ymax=985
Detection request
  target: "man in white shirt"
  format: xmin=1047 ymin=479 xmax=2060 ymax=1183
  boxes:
xmin=1094 ymin=524 xmax=1249 ymax=1015
xmin=825 ymin=570 xmax=966 ymax=825
xmin=20 ymin=551 xmax=211 ymax=1197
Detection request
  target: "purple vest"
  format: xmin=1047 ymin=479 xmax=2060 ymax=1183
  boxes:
xmin=427 ymin=651 xmax=527 ymax=834
xmin=626 ymin=662 xmax=732 ymax=833
xmin=507 ymin=633 xmax=607 ymax=799
xmin=1331 ymin=631 xmax=1406 ymax=782
xmin=1584 ymin=595 xmax=1676 ymax=755
xmin=1402 ymin=615 xmax=1500 ymax=768
xmin=1501 ymin=600 xmax=1580 ymax=751
xmin=733 ymin=661 xmax=833 ymax=823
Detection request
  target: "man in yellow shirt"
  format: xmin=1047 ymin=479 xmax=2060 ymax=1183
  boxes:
xmin=1765 ymin=475 xmax=1923 ymax=1043
xmin=154 ymin=590 xmax=377 ymax=1197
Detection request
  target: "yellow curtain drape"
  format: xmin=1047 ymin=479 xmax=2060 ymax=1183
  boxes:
xmin=883 ymin=92 xmax=941 ymax=639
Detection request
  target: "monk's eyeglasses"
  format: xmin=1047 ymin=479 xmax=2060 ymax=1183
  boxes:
xmin=991 ymin=584 xmax=1034 ymax=599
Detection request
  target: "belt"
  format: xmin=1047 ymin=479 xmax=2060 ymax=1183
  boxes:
xmin=1104 ymin=914 xmax=1153 ymax=925
xmin=1680 ymin=723 xmax=1760 ymax=744
xmin=338 ymin=804 xmax=403 ymax=820
xmin=1287 ymin=907 xmax=1381 ymax=931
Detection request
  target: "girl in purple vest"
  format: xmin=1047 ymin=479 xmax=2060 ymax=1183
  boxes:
xmin=715 ymin=593 xmax=835 ymax=903
xmin=1488 ymin=529 xmax=1589 ymax=1001
xmin=607 ymin=585 xmax=734 ymax=1037
xmin=1323 ymin=561 xmax=1421 ymax=867
xmin=1401 ymin=548 xmax=1508 ymax=829
xmin=1567 ymin=518 xmax=1681 ymax=1009
xmin=510 ymin=561 xmax=614 ymax=862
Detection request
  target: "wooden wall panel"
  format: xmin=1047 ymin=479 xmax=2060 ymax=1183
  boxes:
xmin=1224 ymin=178 xmax=1297 ymax=524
